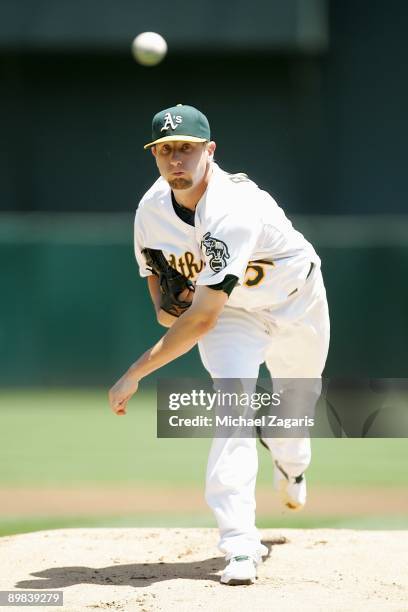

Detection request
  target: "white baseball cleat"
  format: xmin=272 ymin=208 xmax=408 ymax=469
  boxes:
xmin=274 ymin=460 xmax=306 ymax=511
xmin=220 ymin=555 xmax=258 ymax=586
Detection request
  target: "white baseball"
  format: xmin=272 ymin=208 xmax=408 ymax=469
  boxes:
xmin=131 ymin=32 xmax=168 ymax=67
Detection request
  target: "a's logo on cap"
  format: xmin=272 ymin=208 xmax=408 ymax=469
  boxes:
xmin=160 ymin=112 xmax=183 ymax=132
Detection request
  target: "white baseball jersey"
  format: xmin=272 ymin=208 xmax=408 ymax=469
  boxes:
xmin=134 ymin=163 xmax=320 ymax=310
xmin=134 ymin=161 xmax=330 ymax=563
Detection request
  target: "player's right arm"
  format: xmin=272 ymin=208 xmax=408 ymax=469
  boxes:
xmin=109 ymin=284 xmax=228 ymax=415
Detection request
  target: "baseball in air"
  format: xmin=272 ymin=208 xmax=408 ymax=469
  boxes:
xmin=131 ymin=32 xmax=167 ymax=66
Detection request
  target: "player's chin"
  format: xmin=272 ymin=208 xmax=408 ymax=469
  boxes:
xmin=168 ymin=177 xmax=193 ymax=190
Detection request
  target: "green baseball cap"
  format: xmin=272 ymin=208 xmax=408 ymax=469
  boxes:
xmin=144 ymin=104 xmax=211 ymax=149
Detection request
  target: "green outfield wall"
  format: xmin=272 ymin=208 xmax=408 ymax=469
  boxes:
xmin=1 ymin=2 xmax=407 ymax=385
xmin=1 ymin=214 xmax=407 ymax=386
xmin=0 ymin=0 xmax=327 ymax=53
xmin=1 ymin=1 xmax=407 ymax=217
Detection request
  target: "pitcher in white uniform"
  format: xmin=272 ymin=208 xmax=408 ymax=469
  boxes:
xmin=109 ymin=104 xmax=330 ymax=586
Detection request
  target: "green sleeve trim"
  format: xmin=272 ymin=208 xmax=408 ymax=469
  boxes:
xmin=207 ymin=274 xmax=239 ymax=296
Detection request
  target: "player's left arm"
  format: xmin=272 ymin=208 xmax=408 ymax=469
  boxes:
xmin=108 ymin=285 xmax=228 ymax=415
xmin=147 ymin=275 xmax=181 ymax=328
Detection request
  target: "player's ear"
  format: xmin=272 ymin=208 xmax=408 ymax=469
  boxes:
xmin=151 ymin=146 xmax=157 ymax=158
xmin=207 ymin=141 xmax=216 ymax=160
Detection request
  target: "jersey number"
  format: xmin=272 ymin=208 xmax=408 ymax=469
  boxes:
xmin=244 ymin=261 xmax=274 ymax=287
xmin=244 ymin=264 xmax=265 ymax=287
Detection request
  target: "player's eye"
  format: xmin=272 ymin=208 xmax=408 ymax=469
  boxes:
xmin=181 ymin=143 xmax=192 ymax=152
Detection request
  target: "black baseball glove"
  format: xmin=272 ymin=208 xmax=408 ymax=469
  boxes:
xmin=142 ymin=248 xmax=195 ymax=317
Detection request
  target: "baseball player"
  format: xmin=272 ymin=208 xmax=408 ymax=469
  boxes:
xmin=109 ymin=104 xmax=330 ymax=586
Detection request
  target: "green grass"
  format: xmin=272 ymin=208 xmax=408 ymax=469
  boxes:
xmin=1 ymin=389 xmax=408 ymax=488
xmin=0 ymin=389 xmax=210 ymax=486
xmin=0 ymin=514 xmax=216 ymax=537
xmin=1 ymin=389 xmax=407 ymax=537
xmin=2 ymin=513 xmax=408 ymax=538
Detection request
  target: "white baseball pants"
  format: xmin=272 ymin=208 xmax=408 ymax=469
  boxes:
xmin=198 ymin=266 xmax=330 ymax=562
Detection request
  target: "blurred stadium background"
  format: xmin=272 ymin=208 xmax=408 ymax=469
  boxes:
xmin=1 ymin=0 xmax=407 ymax=536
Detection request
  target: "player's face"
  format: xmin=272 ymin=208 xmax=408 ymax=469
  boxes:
xmin=152 ymin=141 xmax=215 ymax=190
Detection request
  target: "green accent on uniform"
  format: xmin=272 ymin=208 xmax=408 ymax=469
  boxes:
xmin=208 ymin=274 xmax=238 ymax=296
xmin=145 ymin=104 xmax=210 ymax=148
xmin=233 ymin=555 xmax=251 ymax=562
xmin=171 ymin=191 xmax=195 ymax=227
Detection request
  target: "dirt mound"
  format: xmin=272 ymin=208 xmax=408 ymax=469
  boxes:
xmin=0 ymin=528 xmax=407 ymax=611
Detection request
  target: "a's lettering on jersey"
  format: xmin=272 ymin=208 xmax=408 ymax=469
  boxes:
xmin=201 ymin=232 xmax=230 ymax=273
xmin=168 ymin=251 xmax=204 ymax=280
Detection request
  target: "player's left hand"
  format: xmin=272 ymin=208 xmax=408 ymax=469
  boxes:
xmin=109 ymin=375 xmax=139 ymax=416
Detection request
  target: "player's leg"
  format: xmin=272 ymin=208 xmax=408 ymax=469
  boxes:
xmin=262 ymin=268 xmax=330 ymax=509
xmin=198 ymin=306 xmax=270 ymax=575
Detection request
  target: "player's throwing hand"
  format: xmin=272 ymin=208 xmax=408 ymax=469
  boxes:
xmin=109 ymin=376 xmax=139 ymax=415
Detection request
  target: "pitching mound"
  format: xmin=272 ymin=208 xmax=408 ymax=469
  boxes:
xmin=1 ymin=528 xmax=407 ymax=611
